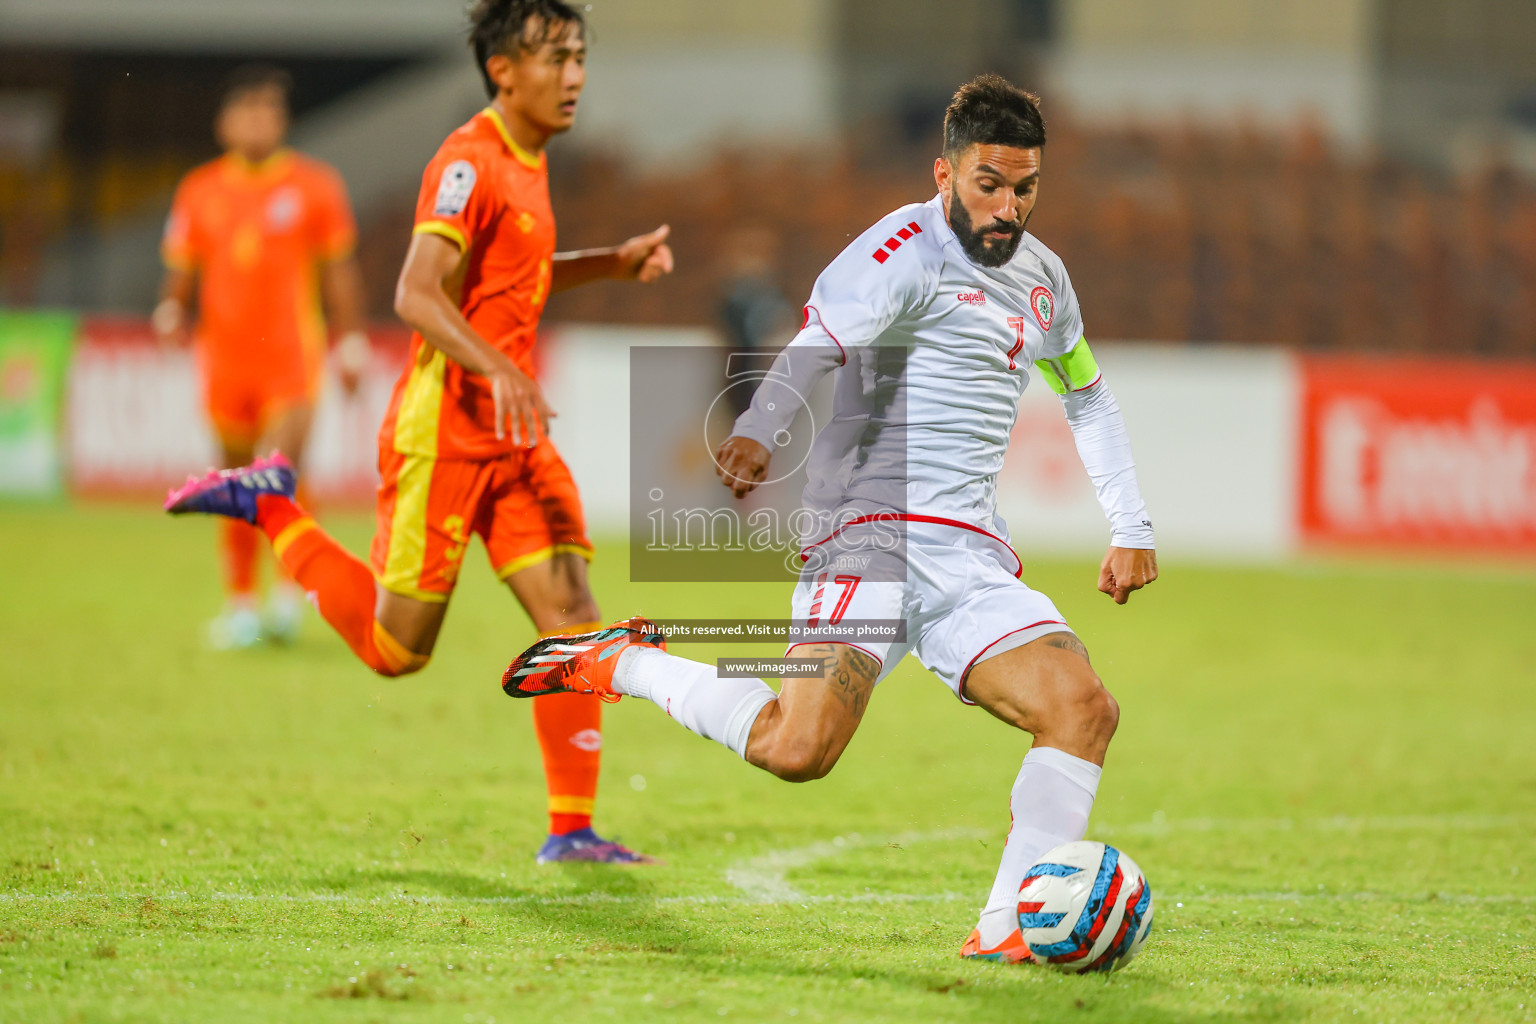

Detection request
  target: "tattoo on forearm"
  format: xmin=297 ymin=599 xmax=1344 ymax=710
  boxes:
xmin=1043 ymin=632 xmax=1091 ymax=665
xmin=810 ymin=644 xmax=879 ymax=717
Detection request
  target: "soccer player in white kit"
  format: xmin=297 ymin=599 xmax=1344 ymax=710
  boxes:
xmin=502 ymin=75 xmax=1158 ymax=963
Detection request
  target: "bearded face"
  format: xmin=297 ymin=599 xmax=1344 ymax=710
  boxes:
xmin=947 ymin=183 xmax=1027 ymax=267
xmin=937 ymin=143 xmax=1041 ymax=269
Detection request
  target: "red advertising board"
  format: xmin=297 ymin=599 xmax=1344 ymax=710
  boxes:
xmin=1299 ymin=354 xmax=1536 ymax=551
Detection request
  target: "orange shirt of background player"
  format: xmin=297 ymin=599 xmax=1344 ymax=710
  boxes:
xmin=162 ymin=150 xmax=357 ymax=384
xmin=379 ymin=107 xmax=556 ymax=462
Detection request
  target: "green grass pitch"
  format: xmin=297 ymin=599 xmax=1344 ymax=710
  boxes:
xmin=1 ymin=503 xmax=1533 ymax=1023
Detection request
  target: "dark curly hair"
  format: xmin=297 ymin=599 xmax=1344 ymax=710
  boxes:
xmin=942 ymin=74 xmax=1046 ymax=158
xmin=468 ymin=0 xmax=587 ymax=98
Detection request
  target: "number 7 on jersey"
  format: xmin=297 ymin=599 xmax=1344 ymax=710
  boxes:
xmin=1005 ymin=316 xmax=1027 ymax=370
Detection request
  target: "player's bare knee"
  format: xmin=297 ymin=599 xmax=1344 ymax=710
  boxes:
xmin=1095 ymin=686 xmax=1120 ymax=743
xmin=1069 ymin=676 xmax=1118 ymax=749
xmin=770 ymin=753 xmax=837 ymax=784
xmin=760 ymin=734 xmax=839 ymax=783
xmin=1039 ymin=634 xmax=1115 ymax=741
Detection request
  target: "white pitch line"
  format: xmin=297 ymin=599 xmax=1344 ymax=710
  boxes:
xmin=3 ymin=813 xmax=1529 ymax=911
xmin=720 ymin=813 xmax=1535 ymax=902
xmin=721 ymin=814 xmax=1535 ymax=906
xmin=1163 ymin=891 xmax=1535 ymax=905
xmin=0 ymin=890 xmax=969 ymax=908
xmin=724 ymin=828 xmax=985 ymax=903
xmin=0 ymin=890 xmax=1530 ymax=907
xmin=1090 ymin=812 xmax=1535 ymax=838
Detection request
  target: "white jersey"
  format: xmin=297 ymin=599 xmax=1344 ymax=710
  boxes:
xmin=735 ymin=193 xmax=1153 ymax=552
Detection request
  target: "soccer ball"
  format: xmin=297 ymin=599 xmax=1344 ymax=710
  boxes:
xmin=1016 ymin=840 xmax=1153 ymax=973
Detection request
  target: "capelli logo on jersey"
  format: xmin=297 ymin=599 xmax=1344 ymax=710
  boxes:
xmin=957 ymin=290 xmax=987 ymax=305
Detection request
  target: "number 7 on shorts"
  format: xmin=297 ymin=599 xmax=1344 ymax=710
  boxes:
xmin=807 ymin=574 xmax=861 ymax=628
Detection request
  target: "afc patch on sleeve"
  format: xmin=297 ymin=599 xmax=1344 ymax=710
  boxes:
xmin=433 ymin=160 xmax=477 ymax=217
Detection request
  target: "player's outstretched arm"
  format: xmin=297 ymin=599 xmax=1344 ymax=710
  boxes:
xmin=394 ymin=232 xmax=552 ymax=446
xmin=550 ymin=224 xmax=674 ymax=293
xmin=1048 ymin=346 xmax=1157 ymax=602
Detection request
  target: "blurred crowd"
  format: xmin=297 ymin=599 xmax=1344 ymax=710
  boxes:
xmin=359 ymin=116 xmax=1536 ymax=357
xmin=1033 ymin=118 xmax=1536 ymax=357
xmin=6 ymin=112 xmax=1535 ymax=357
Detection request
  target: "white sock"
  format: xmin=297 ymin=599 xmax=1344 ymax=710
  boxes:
xmin=613 ymin=647 xmax=776 ymax=759
xmin=975 ymin=745 xmax=1102 ymax=946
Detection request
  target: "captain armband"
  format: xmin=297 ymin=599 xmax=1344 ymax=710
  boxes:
xmin=1034 ymin=337 xmax=1101 ymax=395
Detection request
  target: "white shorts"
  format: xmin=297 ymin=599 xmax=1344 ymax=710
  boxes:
xmin=786 ymin=521 xmax=1073 ymax=701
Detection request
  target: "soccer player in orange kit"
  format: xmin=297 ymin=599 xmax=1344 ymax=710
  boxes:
xmin=156 ymin=64 xmax=370 ymax=650
xmin=166 ymin=0 xmax=674 ymax=862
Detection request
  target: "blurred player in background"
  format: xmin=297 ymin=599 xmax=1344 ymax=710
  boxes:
xmin=167 ymin=0 xmax=673 ymax=863
xmin=156 ymin=64 xmax=370 ymax=650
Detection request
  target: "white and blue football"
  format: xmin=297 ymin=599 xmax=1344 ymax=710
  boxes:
xmin=1016 ymin=840 xmax=1154 ymax=972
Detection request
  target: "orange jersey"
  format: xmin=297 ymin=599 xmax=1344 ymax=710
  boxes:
xmin=163 ymin=150 xmax=356 ymax=375
xmin=380 ymin=106 xmax=556 ymax=460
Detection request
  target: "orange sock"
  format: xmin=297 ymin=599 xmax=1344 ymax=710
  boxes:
xmin=269 ymin=483 xmax=319 ymax=588
xmin=254 ymin=494 xmax=426 ymax=677
xmin=221 ymin=519 xmax=260 ymax=601
xmin=534 ymin=622 xmax=604 ymax=835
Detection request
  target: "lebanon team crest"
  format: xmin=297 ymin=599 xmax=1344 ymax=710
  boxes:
xmin=1030 ymin=286 xmax=1055 ymax=332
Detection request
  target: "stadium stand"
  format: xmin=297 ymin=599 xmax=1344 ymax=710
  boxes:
xmin=6 ymin=112 xmax=1533 ymax=357
xmin=524 ymin=117 xmax=1536 ymax=357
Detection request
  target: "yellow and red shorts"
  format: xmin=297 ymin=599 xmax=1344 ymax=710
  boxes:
xmin=369 ymin=438 xmax=593 ymax=602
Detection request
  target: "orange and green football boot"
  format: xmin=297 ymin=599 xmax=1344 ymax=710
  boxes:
xmin=501 ymin=617 xmax=666 ymax=703
xmin=959 ymin=926 xmax=1036 ymax=964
